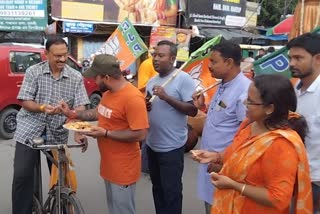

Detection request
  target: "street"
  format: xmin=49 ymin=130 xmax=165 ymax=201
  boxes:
xmin=0 ymin=134 xmax=203 ymax=214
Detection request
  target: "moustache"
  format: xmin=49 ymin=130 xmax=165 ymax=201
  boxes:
xmin=289 ymin=66 xmax=299 ymax=72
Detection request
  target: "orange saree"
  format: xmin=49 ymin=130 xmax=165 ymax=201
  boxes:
xmin=211 ymin=120 xmax=313 ymax=214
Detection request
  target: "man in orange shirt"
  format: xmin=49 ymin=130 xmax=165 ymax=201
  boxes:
xmin=59 ymin=54 xmax=149 ymax=214
xmin=137 ymin=57 xmax=157 ymax=93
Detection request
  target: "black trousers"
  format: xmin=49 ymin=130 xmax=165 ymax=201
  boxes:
xmin=12 ymin=142 xmax=52 ymax=214
xmin=147 ymin=145 xmax=185 ymax=214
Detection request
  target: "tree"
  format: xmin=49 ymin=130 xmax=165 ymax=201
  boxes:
xmin=257 ymin=0 xmax=298 ymax=27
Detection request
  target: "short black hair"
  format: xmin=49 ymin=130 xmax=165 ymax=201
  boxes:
xmin=267 ymin=47 xmax=275 ymax=53
xmin=248 ymin=51 xmax=254 ymax=57
xmin=45 ymin=36 xmax=68 ymax=51
xmin=287 ymin=33 xmax=320 ymax=56
xmin=157 ymin=40 xmax=177 ymax=57
xmin=253 ymin=74 xmax=308 ymax=141
xmin=211 ymin=41 xmax=242 ymax=66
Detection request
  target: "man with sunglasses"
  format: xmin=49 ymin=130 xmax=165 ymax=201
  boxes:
xmin=192 ymin=41 xmax=251 ymax=214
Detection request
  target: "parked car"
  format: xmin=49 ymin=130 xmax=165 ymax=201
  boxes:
xmin=0 ymin=43 xmax=102 ymax=139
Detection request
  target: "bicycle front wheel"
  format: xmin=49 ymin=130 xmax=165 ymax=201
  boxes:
xmin=50 ymin=192 xmax=85 ymax=214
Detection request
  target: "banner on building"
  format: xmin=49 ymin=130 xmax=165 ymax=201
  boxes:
xmin=176 ymin=28 xmax=192 ymax=62
xmin=63 ymin=22 xmax=94 ymax=33
xmin=149 ymin=26 xmax=176 ymax=50
xmin=186 ymin=0 xmax=247 ymax=27
xmin=149 ymin=26 xmax=192 ymax=62
xmin=245 ymin=1 xmax=260 ymax=27
xmin=51 ymin=0 xmax=178 ymax=26
xmin=0 ymin=0 xmax=47 ymax=31
xmin=95 ymin=18 xmax=148 ymax=71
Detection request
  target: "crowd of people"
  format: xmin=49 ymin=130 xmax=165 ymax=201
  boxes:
xmin=11 ymin=32 xmax=320 ymax=214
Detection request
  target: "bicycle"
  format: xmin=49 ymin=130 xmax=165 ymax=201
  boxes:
xmin=27 ymin=137 xmax=85 ymax=214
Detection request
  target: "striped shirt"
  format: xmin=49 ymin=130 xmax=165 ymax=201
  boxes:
xmin=14 ymin=61 xmax=90 ymax=145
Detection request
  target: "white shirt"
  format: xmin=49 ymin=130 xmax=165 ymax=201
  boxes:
xmin=295 ymin=74 xmax=320 ymax=182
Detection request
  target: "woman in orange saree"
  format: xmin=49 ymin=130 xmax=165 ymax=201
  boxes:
xmin=191 ymin=74 xmax=313 ymax=214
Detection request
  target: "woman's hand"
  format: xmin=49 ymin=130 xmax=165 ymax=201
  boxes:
xmin=190 ymin=150 xmax=221 ymax=164
xmin=210 ymin=172 xmax=236 ymax=190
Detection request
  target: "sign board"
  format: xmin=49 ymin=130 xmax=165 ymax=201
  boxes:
xmin=186 ymin=0 xmax=247 ymax=27
xmin=245 ymin=1 xmax=259 ymax=27
xmin=149 ymin=26 xmax=192 ymax=62
xmin=0 ymin=0 xmax=47 ymax=31
xmin=51 ymin=0 xmax=178 ymax=26
xmin=63 ymin=22 xmax=94 ymax=33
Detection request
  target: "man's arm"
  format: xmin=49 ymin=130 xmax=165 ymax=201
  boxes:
xmin=21 ymin=100 xmax=60 ymax=114
xmin=83 ymin=126 xmax=147 ymax=143
xmin=163 ymin=97 xmax=197 ymax=117
xmin=21 ymin=100 xmax=45 ymax=113
xmin=107 ymin=128 xmax=147 ymax=142
xmin=75 ymin=108 xmax=98 ymax=121
xmin=59 ymin=100 xmax=98 ymax=121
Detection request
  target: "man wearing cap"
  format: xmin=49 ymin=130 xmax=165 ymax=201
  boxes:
xmin=59 ymin=54 xmax=149 ymax=214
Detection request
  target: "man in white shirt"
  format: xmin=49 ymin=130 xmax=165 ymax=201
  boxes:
xmin=287 ymin=32 xmax=320 ymax=213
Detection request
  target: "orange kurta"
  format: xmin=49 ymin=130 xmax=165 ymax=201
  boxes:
xmin=211 ymin=120 xmax=313 ymax=214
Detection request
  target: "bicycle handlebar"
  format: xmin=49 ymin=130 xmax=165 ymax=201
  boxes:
xmin=26 ymin=137 xmax=85 ymax=150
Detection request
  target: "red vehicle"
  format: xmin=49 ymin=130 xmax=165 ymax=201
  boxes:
xmin=0 ymin=43 xmax=101 ymax=139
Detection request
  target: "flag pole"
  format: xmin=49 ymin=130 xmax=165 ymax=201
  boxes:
xmin=195 ymin=80 xmax=222 ymax=96
xmin=149 ymin=60 xmax=189 ymax=102
xmin=148 ymin=35 xmax=222 ymax=103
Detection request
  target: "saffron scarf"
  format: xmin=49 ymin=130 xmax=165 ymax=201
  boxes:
xmin=211 ymin=123 xmax=312 ymax=214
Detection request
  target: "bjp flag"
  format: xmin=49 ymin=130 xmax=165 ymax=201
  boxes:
xmin=95 ymin=18 xmax=148 ymax=70
xmin=183 ymin=35 xmax=222 ymax=105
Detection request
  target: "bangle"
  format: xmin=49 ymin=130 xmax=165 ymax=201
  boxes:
xmin=104 ymin=129 xmax=108 ymax=138
xmin=240 ymin=184 xmax=246 ymax=195
xmin=39 ymin=104 xmax=46 ymax=112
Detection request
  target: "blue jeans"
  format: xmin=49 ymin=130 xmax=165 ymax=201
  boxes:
xmin=147 ymin=145 xmax=185 ymax=214
xmin=312 ymin=182 xmax=320 ymax=214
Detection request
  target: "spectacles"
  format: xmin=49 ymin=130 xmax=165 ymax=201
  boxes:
xmin=53 ymin=54 xmax=68 ymax=60
xmin=244 ymin=99 xmax=264 ymax=106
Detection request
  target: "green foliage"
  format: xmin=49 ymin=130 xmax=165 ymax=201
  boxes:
xmin=257 ymin=0 xmax=298 ymax=27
